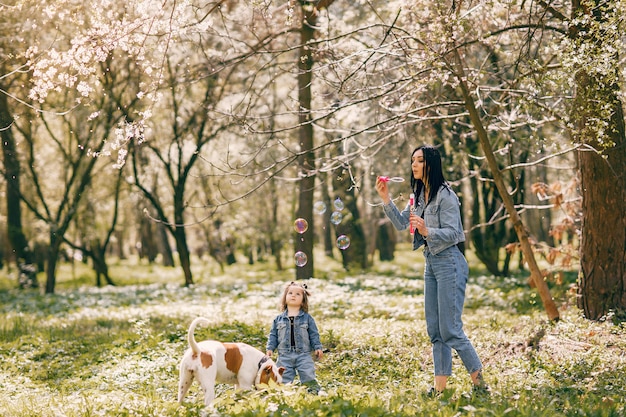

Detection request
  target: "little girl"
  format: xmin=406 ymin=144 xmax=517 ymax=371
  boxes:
xmin=266 ymin=281 xmax=324 ymax=393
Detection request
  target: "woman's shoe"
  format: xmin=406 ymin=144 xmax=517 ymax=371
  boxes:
xmin=425 ymin=387 xmax=443 ymax=398
xmin=471 ymin=383 xmax=490 ymax=397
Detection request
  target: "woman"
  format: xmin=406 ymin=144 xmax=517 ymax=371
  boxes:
xmin=375 ymin=145 xmax=488 ymax=396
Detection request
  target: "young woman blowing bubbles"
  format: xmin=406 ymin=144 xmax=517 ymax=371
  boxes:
xmin=375 ymin=145 xmax=489 ymax=397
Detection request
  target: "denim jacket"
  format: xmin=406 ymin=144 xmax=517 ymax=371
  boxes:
xmin=266 ymin=310 xmax=323 ymax=354
xmin=382 ymin=185 xmax=465 ymax=255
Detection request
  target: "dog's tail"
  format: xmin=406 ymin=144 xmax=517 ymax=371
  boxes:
xmin=188 ymin=317 xmax=211 ymax=354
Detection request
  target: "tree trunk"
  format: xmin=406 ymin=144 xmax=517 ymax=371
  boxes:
xmin=319 ymin=170 xmax=334 ymax=257
xmin=139 ymin=217 xmax=158 ymax=263
xmin=91 ymin=240 xmax=115 ymax=287
xmin=577 ymin=143 xmax=626 ymax=319
xmin=451 ymin=48 xmax=560 ymax=321
xmin=292 ymin=1 xmax=338 ymax=279
xmin=174 ymin=227 xmax=193 ymax=286
xmin=45 ymin=235 xmax=63 ymax=294
xmin=376 ymin=220 xmax=396 ymax=262
xmin=332 ymin=164 xmax=368 ymax=270
xmin=158 ymin=223 xmax=175 ymax=267
xmin=268 ymin=180 xmax=283 ymax=271
xmin=294 ymin=4 xmax=317 ymax=280
xmin=0 ymin=85 xmax=38 ymax=288
xmin=469 ymin=171 xmax=506 ymax=276
xmin=571 ymin=0 xmax=626 ymax=319
xmin=173 ymin=198 xmax=193 ymax=285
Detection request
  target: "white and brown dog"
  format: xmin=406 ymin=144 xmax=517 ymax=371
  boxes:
xmin=178 ymin=317 xmax=285 ymax=406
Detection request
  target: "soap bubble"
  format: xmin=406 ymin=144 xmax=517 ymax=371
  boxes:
xmin=294 ymin=251 xmax=308 ymax=267
xmin=333 ymin=198 xmax=344 ymax=211
xmin=330 ymin=211 xmax=343 ymax=225
xmin=336 ymin=235 xmax=351 ymax=250
xmin=314 ymin=201 xmax=327 ymax=215
xmin=294 ymin=218 xmax=308 ymax=234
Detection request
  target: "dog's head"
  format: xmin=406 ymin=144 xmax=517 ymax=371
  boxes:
xmin=256 ymin=357 xmax=285 ymax=386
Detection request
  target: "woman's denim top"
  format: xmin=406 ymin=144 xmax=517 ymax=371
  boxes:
xmin=382 ymin=185 xmax=465 ymax=255
xmin=266 ymin=310 xmax=323 ymax=355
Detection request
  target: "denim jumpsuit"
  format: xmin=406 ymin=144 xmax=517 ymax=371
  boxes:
xmin=266 ymin=310 xmax=323 ymax=384
xmin=383 ymin=185 xmax=482 ymax=377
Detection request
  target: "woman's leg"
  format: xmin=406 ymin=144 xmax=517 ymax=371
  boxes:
xmin=424 ymin=249 xmax=452 ymax=391
xmin=430 ymin=247 xmax=483 ymax=380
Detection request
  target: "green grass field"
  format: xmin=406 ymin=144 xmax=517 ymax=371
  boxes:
xmin=1 ymin=246 xmax=624 ymax=416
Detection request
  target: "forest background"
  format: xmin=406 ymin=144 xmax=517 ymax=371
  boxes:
xmin=0 ymin=0 xmax=625 ymax=415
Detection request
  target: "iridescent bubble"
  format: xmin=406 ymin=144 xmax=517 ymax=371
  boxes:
xmin=314 ymin=201 xmax=327 ymax=215
xmin=294 ymin=251 xmax=308 ymax=267
xmin=330 ymin=211 xmax=343 ymax=225
xmin=336 ymin=235 xmax=351 ymax=250
xmin=333 ymin=198 xmax=344 ymax=211
xmin=294 ymin=218 xmax=308 ymax=234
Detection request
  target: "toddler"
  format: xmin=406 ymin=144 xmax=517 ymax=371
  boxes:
xmin=266 ymin=281 xmax=323 ymax=393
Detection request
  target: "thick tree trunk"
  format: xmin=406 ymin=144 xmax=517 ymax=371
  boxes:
xmin=578 ymin=143 xmax=626 ymax=319
xmin=295 ymin=5 xmax=317 ymax=280
xmin=292 ymin=1 xmax=338 ymax=279
xmin=0 ymin=87 xmax=38 ymax=288
xmin=571 ymin=0 xmax=626 ymax=320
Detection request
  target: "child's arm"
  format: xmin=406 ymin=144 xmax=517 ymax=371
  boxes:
xmin=266 ymin=319 xmax=279 ymax=355
xmin=307 ymin=315 xmax=324 ymax=357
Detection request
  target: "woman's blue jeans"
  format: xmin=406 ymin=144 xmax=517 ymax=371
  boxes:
xmin=424 ymin=245 xmax=482 ymax=377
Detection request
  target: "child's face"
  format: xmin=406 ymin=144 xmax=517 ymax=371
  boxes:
xmin=286 ymin=286 xmax=305 ymax=308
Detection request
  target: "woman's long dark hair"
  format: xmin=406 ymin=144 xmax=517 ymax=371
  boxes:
xmin=410 ymin=145 xmax=448 ymax=206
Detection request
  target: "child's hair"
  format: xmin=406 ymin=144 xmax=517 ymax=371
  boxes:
xmin=280 ymin=281 xmax=311 ymax=312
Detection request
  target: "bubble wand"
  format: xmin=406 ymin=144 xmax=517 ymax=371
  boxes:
xmin=367 ymin=176 xmax=406 ymax=207
xmin=409 ymin=193 xmax=415 ymax=235
xmin=378 ymin=176 xmax=405 ymax=183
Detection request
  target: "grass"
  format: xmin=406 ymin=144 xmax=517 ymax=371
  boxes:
xmin=0 ymin=245 xmax=624 ymax=416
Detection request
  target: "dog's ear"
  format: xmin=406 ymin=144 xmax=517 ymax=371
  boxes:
xmin=278 ymin=367 xmax=285 ymax=376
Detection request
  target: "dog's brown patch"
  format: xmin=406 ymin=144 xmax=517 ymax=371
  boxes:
xmin=259 ymin=365 xmax=284 ymax=385
xmin=223 ymin=343 xmax=243 ymax=373
xmin=200 ymin=351 xmax=213 ymax=368
xmin=259 ymin=366 xmax=272 ymax=385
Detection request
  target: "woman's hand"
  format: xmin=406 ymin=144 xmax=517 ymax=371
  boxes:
xmin=375 ymin=177 xmax=391 ymax=204
xmin=412 ymin=214 xmax=428 ymax=238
